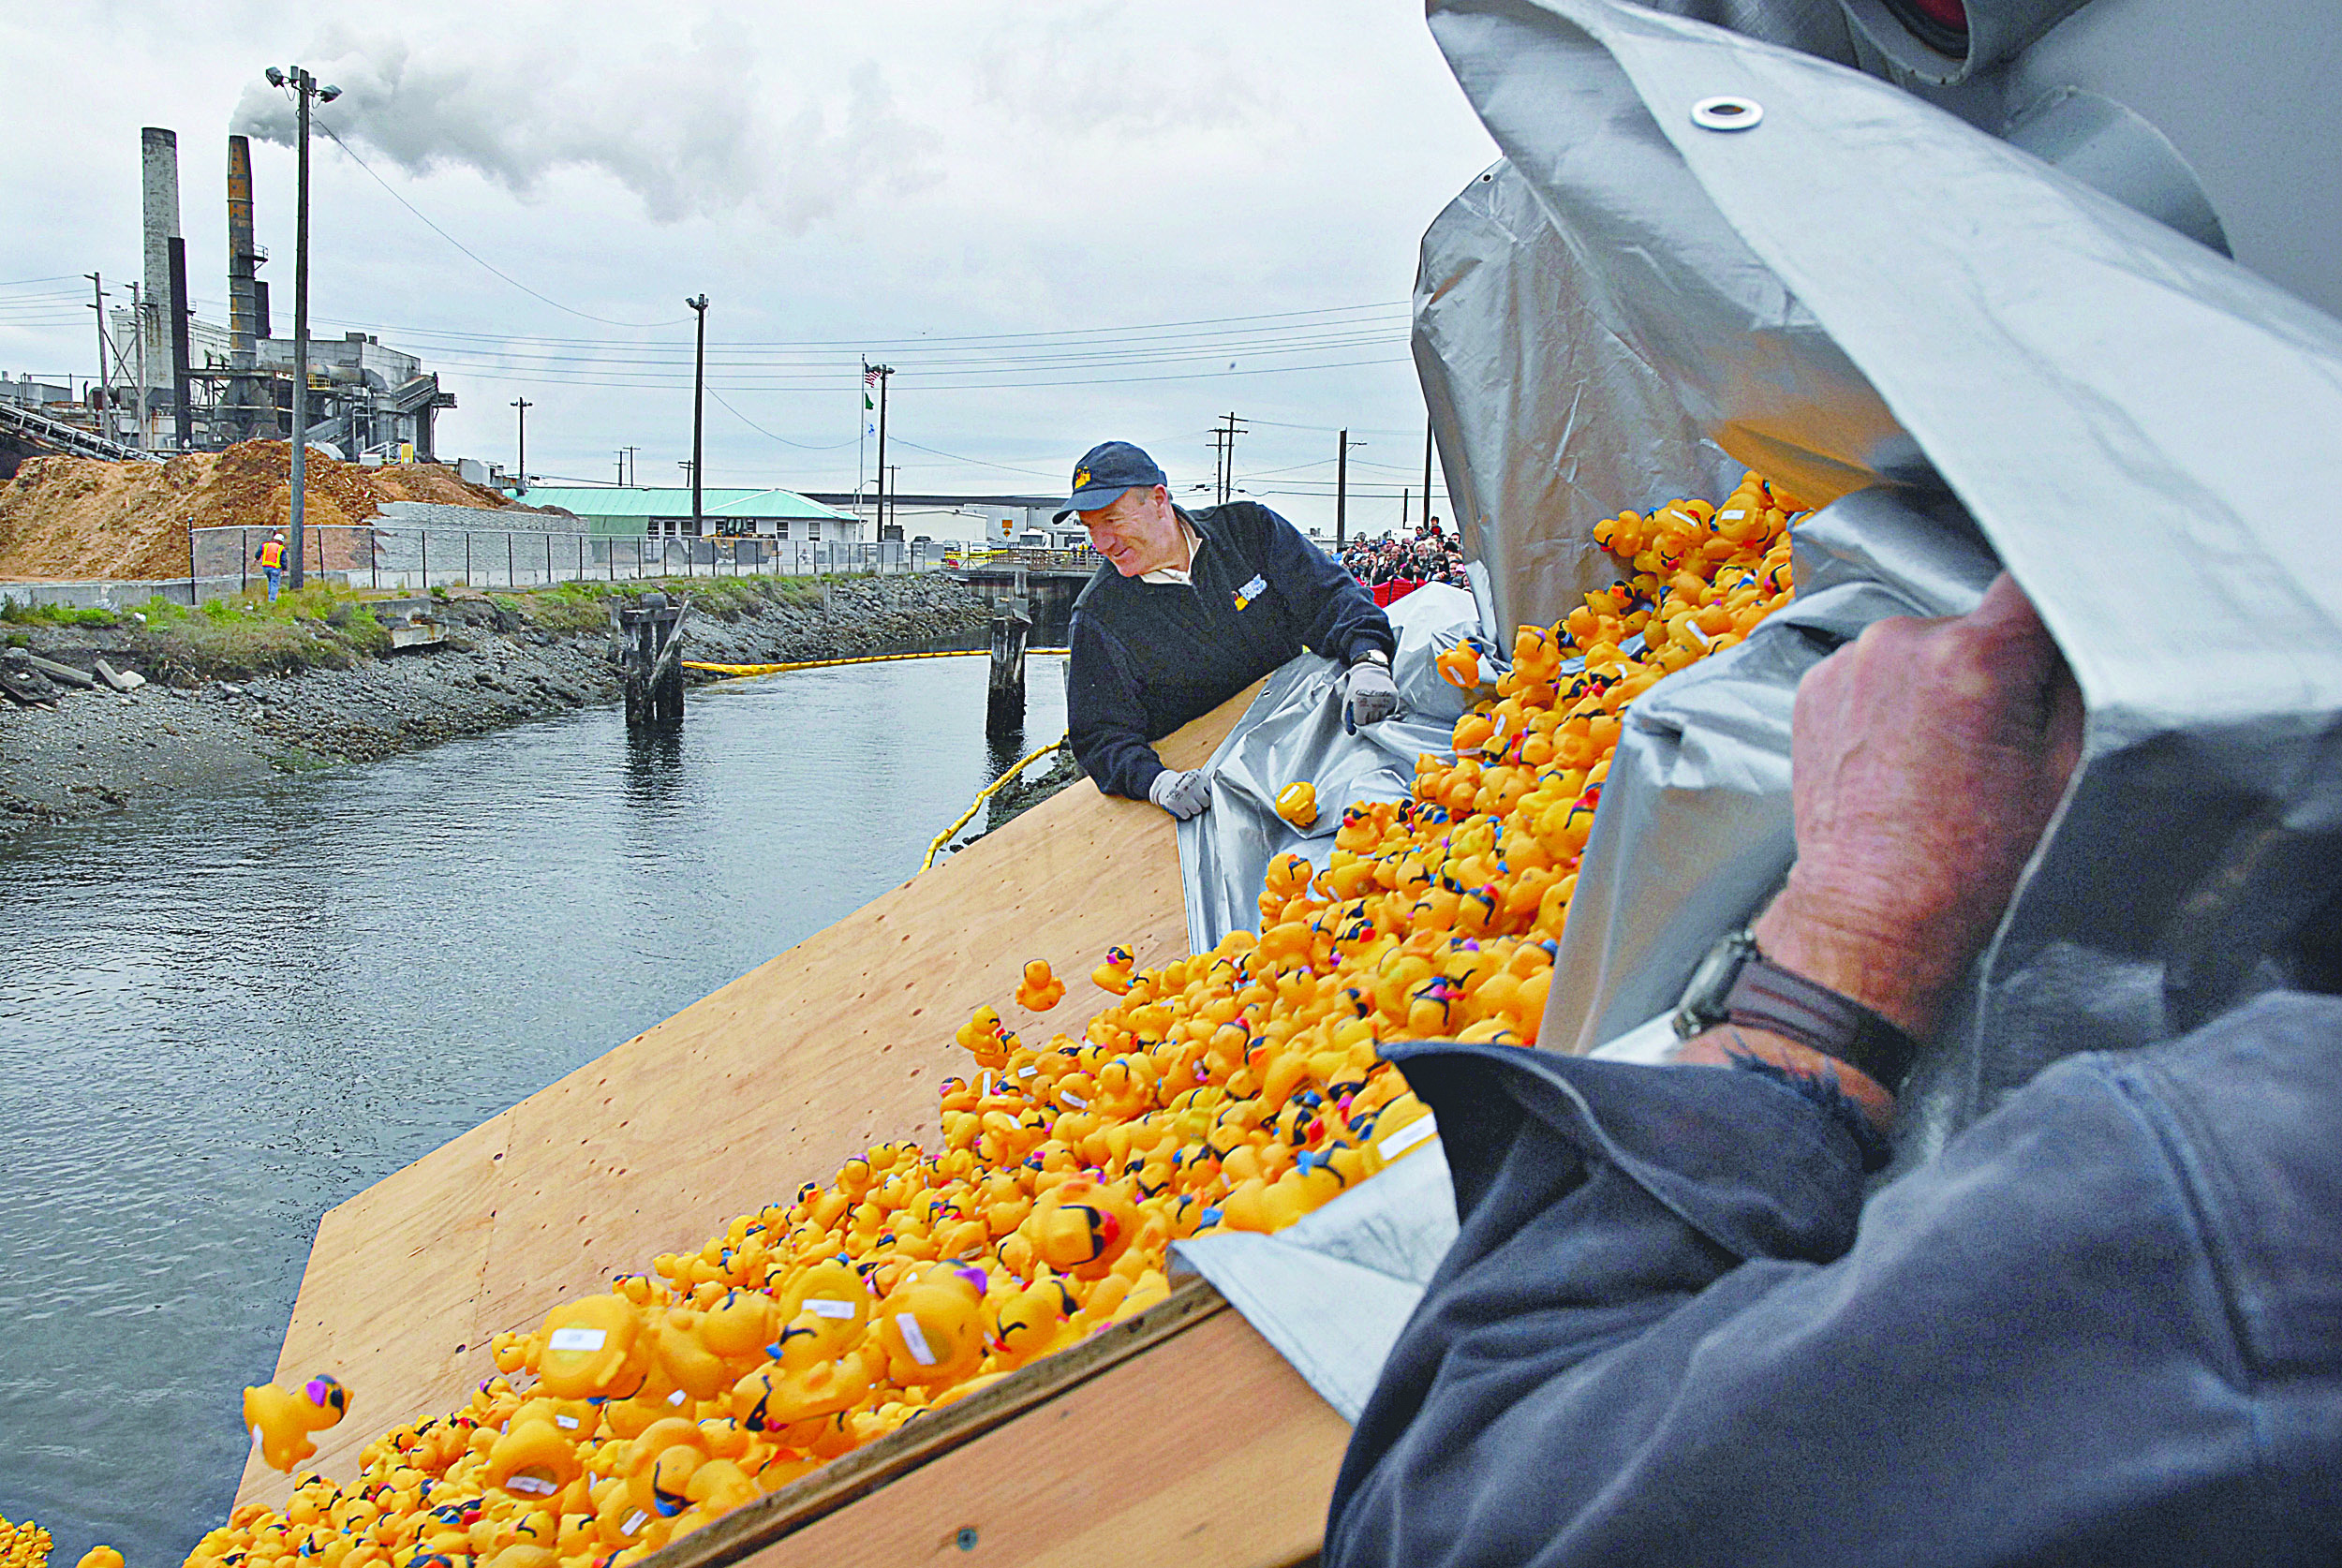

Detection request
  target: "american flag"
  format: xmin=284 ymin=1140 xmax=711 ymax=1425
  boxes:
xmin=864 ymin=364 xmax=881 ymax=387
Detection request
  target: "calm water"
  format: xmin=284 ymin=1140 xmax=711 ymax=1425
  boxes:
xmin=0 ymin=654 xmax=1067 ymax=1561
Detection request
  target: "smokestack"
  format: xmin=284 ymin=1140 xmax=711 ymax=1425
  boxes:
xmin=227 ymin=134 xmax=259 ymax=368
xmin=227 ymin=134 xmax=265 ymax=439
xmin=141 ymin=128 xmax=183 ymax=411
xmin=168 ymin=236 xmax=194 ymax=450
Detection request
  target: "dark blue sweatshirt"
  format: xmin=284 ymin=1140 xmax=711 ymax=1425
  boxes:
xmin=1326 ymin=992 xmax=2342 ymax=1567
xmin=1067 ymin=501 xmax=1395 ymax=799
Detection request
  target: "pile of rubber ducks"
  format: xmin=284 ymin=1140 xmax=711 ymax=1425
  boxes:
xmin=1 ymin=1518 xmax=52 ymax=1568
xmin=183 ymin=475 xmax=1804 ymax=1566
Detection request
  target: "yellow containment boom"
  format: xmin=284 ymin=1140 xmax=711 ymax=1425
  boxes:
xmin=682 ymin=648 xmax=1071 ymax=678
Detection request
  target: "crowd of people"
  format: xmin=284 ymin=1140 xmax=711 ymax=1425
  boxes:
xmin=1340 ymin=518 xmax=1471 ymax=593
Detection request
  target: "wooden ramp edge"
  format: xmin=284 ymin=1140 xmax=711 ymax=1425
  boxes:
xmin=236 ymin=684 xmax=1262 ymax=1508
xmin=657 ymin=1276 xmax=1350 ymax=1568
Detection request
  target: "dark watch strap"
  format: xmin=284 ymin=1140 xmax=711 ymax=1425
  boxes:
xmin=1723 ymin=951 xmax=1917 ymax=1093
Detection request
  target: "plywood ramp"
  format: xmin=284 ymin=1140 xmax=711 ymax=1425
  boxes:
xmin=237 ymin=683 xmax=1265 ymax=1508
xmin=705 ymin=1282 xmax=1348 ymax=1568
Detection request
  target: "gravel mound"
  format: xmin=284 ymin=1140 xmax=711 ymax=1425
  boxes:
xmin=0 ymin=440 xmax=526 ymax=581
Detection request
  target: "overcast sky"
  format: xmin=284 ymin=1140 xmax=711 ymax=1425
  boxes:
xmin=0 ymin=1 xmax=1502 ymax=533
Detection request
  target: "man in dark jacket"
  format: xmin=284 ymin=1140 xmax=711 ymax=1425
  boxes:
xmin=1326 ymin=576 xmax=2342 ymax=1566
xmin=1060 ymin=441 xmax=1399 ymax=817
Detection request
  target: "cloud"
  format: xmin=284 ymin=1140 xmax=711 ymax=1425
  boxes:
xmin=230 ymin=22 xmax=939 ymax=230
xmin=970 ymin=1 xmax=1276 ymax=139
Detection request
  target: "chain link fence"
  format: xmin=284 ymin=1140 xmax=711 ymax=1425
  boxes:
xmin=188 ymin=525 xmax=938 ymax=599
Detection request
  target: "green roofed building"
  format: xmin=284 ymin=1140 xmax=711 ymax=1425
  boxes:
xmin=513 ymin=486 xmax=860 ymax=541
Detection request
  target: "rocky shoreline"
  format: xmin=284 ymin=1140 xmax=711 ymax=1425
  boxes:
xmin=0 ymin=575 xmax=994 ymax=837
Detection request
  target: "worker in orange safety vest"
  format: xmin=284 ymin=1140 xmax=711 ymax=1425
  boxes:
xmin=256 ymin=530 xmax=287 ymax=602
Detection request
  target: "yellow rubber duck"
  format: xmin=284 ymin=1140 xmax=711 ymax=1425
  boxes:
xmin=955 ymin=1005 xmax=1013 ymax=1067
xmin=1436 ymin=640 xmax=1483 ymax=689
xmin=242 ymin=1373 xmax=350 ymax=1472
xmin=1015 ymin=959 xmax=1066 ymax=1012
xmin=1275 ymin=781 xmax=1319 ymax=829
xmin=1089 ymin=945 xmax=1136 ymax=994
xmin=986 ymin=1274 xmax=1078 ymax=1370
xmin=1025 ymin=1177 xmax=1138 ymax=1280
xmin=484 ymin=1413 xmax=581 ymax=1500
xmin=875 ymin=1265 xmax=990 ymax=1388
xmin=534 ymin=1292 xmax=647 ymax=1400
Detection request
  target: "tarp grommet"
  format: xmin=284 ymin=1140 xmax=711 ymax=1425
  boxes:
xmin=1691 ymin=96 xmax=1763 ymax=131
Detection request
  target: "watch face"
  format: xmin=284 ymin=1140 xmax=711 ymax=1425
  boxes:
xmin=1673 ymin=930 xmax=1755 ymax=1040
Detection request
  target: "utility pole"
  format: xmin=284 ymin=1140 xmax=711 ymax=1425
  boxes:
xmin=623 ymin=445 xmax=639 ymax=487
xmin=266 ymin=64 xmax=341 ymax=590
xmin=1336 ymin=430 xmax=1364 ymax=550
xmin=885 ymin=465 xmax=901 ymax=544
xmin=686 ymin=294 xmax=709 ymax=538
xmin=1422 ymin=420 xmax=1435 ymax=534
xmin=511 ymin=398 xmax=532 ymax=495
xmin=129 ymin=282 xmax=147 ymax=448
xmin=615 ymin=449 xmax=627 ymax=486
xmin=868 ymin=362 xmax=895 ymax=542
xmin=1210 ymin=412 xmax=1247 ymax=505
xmin=84 ymin=274 xmax=110 ymax=435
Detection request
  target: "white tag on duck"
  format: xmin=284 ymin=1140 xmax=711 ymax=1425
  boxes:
xmin=1379 ymin=1114 xmax=1439 ymax=1160
xmin=896 ymin=1312 xmax=938 ymax=1367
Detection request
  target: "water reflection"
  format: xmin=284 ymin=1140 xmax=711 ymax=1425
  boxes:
xmin=0 ymin=654 xmax=1065 ymax=1563
xmin=623 ymin=725 xmax=689 ymax=810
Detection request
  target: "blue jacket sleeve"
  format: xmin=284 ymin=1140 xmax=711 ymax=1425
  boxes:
xmin=1327 ymin=998 xmax=2342 ymax=1568
xmin=1066 ymin=608 xmax=1167 ymax=801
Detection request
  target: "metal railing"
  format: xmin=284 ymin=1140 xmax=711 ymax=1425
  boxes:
xmin=943 ymin=545 xmax=1104 ymax=571
xmin=0 ymin=398 xmax=162 ymax=465
xmin=187 ymin=525 xmax=943 ymax=598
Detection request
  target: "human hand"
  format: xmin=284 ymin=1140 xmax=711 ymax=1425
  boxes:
xmin=1148 ymin=766 xmax=1213 ymax=821
xmin=1753 ymin=573 xmax=2084 ymax=1037
xmin=1342 ymin=658 xmax=1401 ymax=733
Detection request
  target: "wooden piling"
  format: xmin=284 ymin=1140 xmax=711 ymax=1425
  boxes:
xmin=986 ymin=605 xmax=1030 ymax=738
xmin=617 ymin=591 xmax=689 ymax=727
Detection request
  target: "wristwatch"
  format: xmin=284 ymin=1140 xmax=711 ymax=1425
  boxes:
xmin=1672 ymin=927 xmax=1919 ymax=1092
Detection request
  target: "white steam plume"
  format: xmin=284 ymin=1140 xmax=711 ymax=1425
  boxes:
xmin=231 ymin=22 xmax=938 ymax=229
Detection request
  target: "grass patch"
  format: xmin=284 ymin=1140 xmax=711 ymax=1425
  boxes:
xmin=514 ymin=574 xmax=831 ymax=633
xmin=101 ymin=573 xmax=851 ymax=684
xmin=129 ymin=582 xmax=390 ymax=682
xmin=0 ymin=600 xmax=122 ymax=629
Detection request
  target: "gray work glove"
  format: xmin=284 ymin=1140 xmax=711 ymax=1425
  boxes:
xmin=1342 ymin=654 xmax=1401 ymax=733
xmin=1149 ymin=766 xmax=1213 ymax=820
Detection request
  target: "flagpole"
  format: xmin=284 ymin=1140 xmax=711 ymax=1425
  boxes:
xmin=858 ymin=360 xmax=870 ymax=533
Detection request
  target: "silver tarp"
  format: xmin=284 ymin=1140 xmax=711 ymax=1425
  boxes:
xmin=1174 ymin=0 xmax=2342 ymax=1423
xmin=1178 ymin=584 xmax=1485 ymax=954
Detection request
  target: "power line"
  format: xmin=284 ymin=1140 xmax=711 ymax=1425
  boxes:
xmin=300 ymin=316 xmax=1407 ymax=367
xmin=310 ymin=115 xmax=693 ymax=330
xmin=289 ymin=302 xmax=1409 ymax=355
xmin=708 ymin=387 xmax=863 ymax=451
xmin=884 ymin=436 xmax=1064 ymax=481
xmin=390 ymin=352 xmax=1416 ymax=393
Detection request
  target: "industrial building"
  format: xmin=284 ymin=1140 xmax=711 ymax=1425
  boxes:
xmin=515 ymin=485 xmax=856 ymax=540
xmin=92 ymin=126 xmax=455 ymax=460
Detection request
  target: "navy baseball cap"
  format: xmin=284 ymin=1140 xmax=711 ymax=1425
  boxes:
xmin=1055 ymin=441 xmax=1166 ymax=523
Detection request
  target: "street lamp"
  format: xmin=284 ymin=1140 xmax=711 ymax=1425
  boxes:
xmin=686 ymin=295 xmax=709 ymax=540
xmin=265 ymin=65 xmax=341 ymax=591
